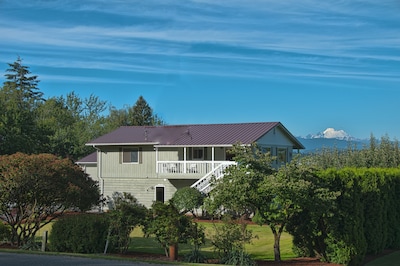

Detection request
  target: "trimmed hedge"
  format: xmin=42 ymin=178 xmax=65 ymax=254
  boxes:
xmin=49 ymin=214 xmax=110 ymax=253
xmin=317 ymin=168 xmax=400 ymax=265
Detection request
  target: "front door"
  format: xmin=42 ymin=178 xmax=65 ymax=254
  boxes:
xmin=155 ymin=186 xmax=165 ymax=202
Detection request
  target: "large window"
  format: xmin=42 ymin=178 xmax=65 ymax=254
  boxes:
xmin=261 ymin=146 xmax=272 ymax=155
xmin=122 ymin=148 xmax=139 ymax=163
xmin=277 ymin=148 xmax=287 ymax=163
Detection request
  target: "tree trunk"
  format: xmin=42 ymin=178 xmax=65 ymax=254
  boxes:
xmin=169 ymin=244 xmax=178 ymax=261
xmin=273 ymin=231 xmax=281 ymax=262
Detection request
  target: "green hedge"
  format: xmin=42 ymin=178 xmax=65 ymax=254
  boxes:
xmin=316 ymin=168 xmax=400 ymax=265
xmin=49 ymin=214 xmax=110 ymax=253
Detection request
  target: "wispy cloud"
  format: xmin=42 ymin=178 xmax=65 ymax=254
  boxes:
xmin=1 ymin=0 xmax=400 ymax=84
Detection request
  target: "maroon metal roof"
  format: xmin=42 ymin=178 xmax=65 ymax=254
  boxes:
xmin=76 ymin=151 xmax=97 ymax=164
xmin=87 ymin=122 xmax=304 ymax=149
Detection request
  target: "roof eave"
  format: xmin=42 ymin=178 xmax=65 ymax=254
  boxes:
xmin=86 ymin=142 xmax=159 ymax=146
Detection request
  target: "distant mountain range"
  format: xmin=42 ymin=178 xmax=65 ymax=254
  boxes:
xmin=297 ymin=128 xmax=369 ymax=153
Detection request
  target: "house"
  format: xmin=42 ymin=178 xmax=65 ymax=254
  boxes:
xmin=77 ymin=122 xmax=304 ymax=208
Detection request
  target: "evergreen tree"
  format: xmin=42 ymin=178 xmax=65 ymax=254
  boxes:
xmin=0 ymin=57 xmax=46 ymax=154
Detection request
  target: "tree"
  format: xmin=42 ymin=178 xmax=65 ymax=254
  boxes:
xmin=143 ymin=201 xmax=204 ymax=260
xmin=171 ymin=187 xmax=204 ymax=217
xmin=205 ymin=143 xmax=275 ymax=218
xmin=36 ymin=92 xmax=109 ymax=160
xmin=0 ymin=153 xmax=100 ymax=247
xmin=254 ymin=158 xmax=338 ymax=261
xmin=106 ymin=95 xmax=164 ymax=129
xmin=106 ymin=192 xmax=147 ymax=253
xmin=206 ymin=144 xmax=338 ymax=262
xmin=0 ymin=57 xmax=46 ymax=155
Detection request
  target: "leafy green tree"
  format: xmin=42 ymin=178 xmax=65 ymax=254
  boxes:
xmin=0 ymin=57 xmax=46 ymax=154
xmin=106 ymin=192 xmax=147 ymax=253
xmin=171 ymin=187 xmax=204 ymax=217
xmin=143 ymin=201 xmax=204 ymax=259
xmin=106 ymin=95 xmax=164 ymax=129
xmin=206 ymin=144 xmax=338 ymax=262
xmin=255 ymin=157 xmax=339 ymax=261
xmin=0 ymin=153 xmax=100 ymax=247
xmin=36 ymin=92 xmax=109 ymax=160
xmin=205 ymin=143 xmax=276 ymax=219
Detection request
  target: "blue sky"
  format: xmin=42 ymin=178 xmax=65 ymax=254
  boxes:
xmin=1 ymin=1 xmax=400 ymax=139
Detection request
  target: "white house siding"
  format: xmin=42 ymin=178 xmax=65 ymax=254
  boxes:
xmin=103 ymin=177 xmax=178 ymax=208
xmin=82 ymin=164 xmax=98 ymax=180
xmin=100 ymin=146 xmax=157 ymax=178
xmin=157 ymin=147 xmax=181 ymax=161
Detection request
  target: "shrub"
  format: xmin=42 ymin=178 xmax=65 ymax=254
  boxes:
xmin=171 ymin=187 xmax=204 ymax=216
xmin=184 ymin=249 xmax=207 ymax=263
xmin=221 ymin=249 xmax=256 ymax=266
xmin=0 ymin=223 xmax=11 ymax=243
xmin=49 ymin=214 xmax=110 ymax=253
xmin=106 ymin=192 xmax=147 ymax=253
xmin=210 ymin=215 xmax=253 ymax=259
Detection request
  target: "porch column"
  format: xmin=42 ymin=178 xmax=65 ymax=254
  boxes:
xmin=212 ymin=146 xmax=215 ymax=169
xmin=155 ymin=147 xmax=158 ymax=173
xmin=184 ymin=147 xmax=187 ymax=173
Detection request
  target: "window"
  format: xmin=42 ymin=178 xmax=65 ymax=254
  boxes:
xmin=122 ymin=148 xmax=139 ymax=163
xmin=192 ymin=148 xmax=204 ymax=160
xmin=277 ymin=148 xmax=287 ymax=163
xmin=261 ymin=146 xmax=272 ymax=155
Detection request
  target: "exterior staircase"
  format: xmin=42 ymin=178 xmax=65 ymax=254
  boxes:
xmin=190 ymin=161 xmax=236 ymax=193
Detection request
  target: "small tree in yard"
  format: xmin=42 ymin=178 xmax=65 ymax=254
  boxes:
xmin=211 ymin=215 xmax=255 ymax=265
xmin=253 ymin=157 xmax=339 ymax=262
xmin=171 ymin=187 xmax=204 ymax=217
xmin=206 ymin=143 xmax=338 ymax=262
xmin=0 ymin=153 xmax=100 ymax=247
xmin=106 ymin=192 xmax=147 ymax=253
xmin=143 ymin=201 xmax=205 ymax=260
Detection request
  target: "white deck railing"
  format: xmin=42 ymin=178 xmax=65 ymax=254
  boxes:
xmin=190 ymin=161 xmax=236 ymax=193
xmin=157 ymin=161 xmax=231 ymax=175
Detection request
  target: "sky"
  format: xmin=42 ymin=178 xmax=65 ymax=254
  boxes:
xmin=1 ymin=0 xmax=400 ymax=140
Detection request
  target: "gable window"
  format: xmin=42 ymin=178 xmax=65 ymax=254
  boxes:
xmin=122 ymin=148 xmax=139 ymax=163
xmin=192 ymin=147 xmax=204 ymax=160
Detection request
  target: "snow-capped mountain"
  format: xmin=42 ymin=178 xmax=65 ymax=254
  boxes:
xmin=298 ymin=128 xmax=367 ymax=153
xmin=305 ymin=128 xmax=356 ymax=141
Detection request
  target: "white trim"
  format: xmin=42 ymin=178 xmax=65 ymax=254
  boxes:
xmin=86 ymin=142 xmax=159 ymax=146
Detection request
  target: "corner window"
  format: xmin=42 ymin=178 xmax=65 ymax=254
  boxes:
xmin=123 ymin=148 xmax=139 ymax=163
xmin=261 ymin=146 xmax=272 ymax=155
xmin=277 ymin=148 xmax=287 ymax=163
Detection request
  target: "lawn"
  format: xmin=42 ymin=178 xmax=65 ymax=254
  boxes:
xmin=128 ymin=221 xmax=296 ymax=261
xmin=365 ymin=250 xmax=400 ymax=266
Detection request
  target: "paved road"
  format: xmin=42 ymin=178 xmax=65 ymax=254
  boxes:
xmin=0 ymin=252 xmax=176 ymax=266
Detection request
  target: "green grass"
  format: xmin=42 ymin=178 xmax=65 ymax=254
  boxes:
xmin=365 ymin=251 xmax=400 ymax=266
xmin=129 ymin=221 xmax=295 ymax=261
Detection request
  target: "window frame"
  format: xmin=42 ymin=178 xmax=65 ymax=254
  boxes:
xmin=122 ymin=147 xmax=140 ymax=164
xmin=192 ymin=147 xmax=204 ymax=160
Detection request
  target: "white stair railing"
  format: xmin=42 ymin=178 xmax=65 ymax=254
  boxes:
xmin=190 ymin=162 xmax=236 ymax=194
